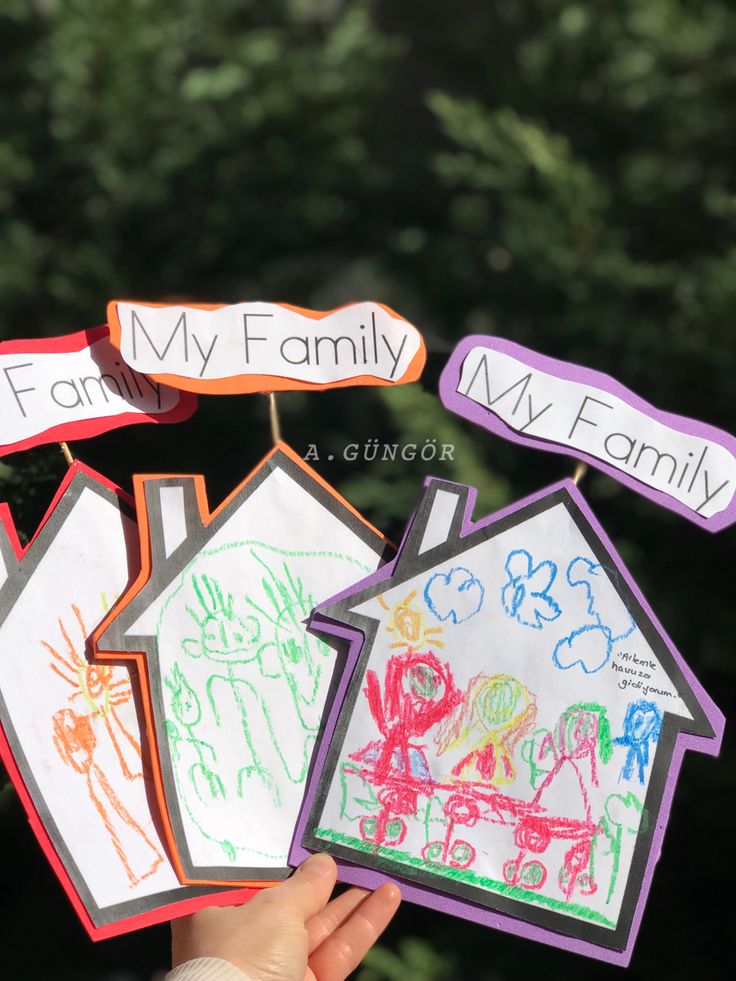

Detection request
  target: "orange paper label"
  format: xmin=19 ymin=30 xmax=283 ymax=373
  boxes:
xmin=107 ymin=299 xmax=426 ymax=394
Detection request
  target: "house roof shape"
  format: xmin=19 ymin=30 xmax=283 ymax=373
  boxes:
xmin=292 ymin=475 xmax=724 ymax=966
xmin=0 ymin=462 xmax=252 ymax=941
xmin=93 ymin=442 xmax=393 ymax=886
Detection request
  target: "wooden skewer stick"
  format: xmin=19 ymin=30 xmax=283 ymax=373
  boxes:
xmin=59 ymin=441 xmax=74 ymax=467
xmin=268 ymin=392 xmax=282 ymax=446
xmin=573 ymin=461 xmax=588 ymax=485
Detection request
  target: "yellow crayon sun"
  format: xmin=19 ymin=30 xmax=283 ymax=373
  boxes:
xmin=378 ymin=589 xmax=444 ymax=650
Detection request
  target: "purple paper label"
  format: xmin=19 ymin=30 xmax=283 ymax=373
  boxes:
xmin=439 ymin=336 xmax=736 ymax=532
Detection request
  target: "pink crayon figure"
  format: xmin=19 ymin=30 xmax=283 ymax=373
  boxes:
xmin=510 ymin=703 xmax=613 ymax=899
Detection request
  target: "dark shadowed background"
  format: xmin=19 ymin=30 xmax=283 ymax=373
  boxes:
xmin=0 ymin=1 xmax=733 ymax=978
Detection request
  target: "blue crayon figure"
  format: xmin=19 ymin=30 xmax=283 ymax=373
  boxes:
xmin=614 ymin=700 xmax=662 ymax=784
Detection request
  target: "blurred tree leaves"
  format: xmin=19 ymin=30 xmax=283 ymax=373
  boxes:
xmin=0 ymin=0 xmax=401 ymax=331
xmin=0 ymin=448 xmax=59 ymax=542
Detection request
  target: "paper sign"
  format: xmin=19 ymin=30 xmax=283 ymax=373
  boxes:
xmin=93 ymin=443 xmax=393 ymax=885
xmin=0 ymin=463 xmax=252 ymax=940
xmin=439 ymin=336 xmax=736 ymax=531
xmin=291 ymin=477 xmax=724 ymax=966
xmin=107 ymin=300 xmax=426 ymax=394
xmin=0 ymin=327 xmax=197 ymax=457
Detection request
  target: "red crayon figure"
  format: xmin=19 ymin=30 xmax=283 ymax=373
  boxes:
xmin=350 ymin=651 xmax=461 ymax=848
xmin=532 ymin=703 xmax=613 ymax=817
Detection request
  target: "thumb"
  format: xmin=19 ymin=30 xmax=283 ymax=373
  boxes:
xmin=273 ymin=854 xmax=337 ymax=922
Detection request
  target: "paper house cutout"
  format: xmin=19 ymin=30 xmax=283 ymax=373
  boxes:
xmin=292 ymin=477 xmax=724 ymax=965
xmin=0 ymin=463 xmax=252 ymax=940
xmin=94 ymin=443 xmax=392 ymax=885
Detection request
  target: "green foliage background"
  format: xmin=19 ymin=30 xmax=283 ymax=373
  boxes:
xmin=0 ymin=1 xmax=733 ymax=978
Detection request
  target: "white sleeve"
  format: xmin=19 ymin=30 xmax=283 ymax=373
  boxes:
xmin=166 ymin=957 xmax=252 ymax=981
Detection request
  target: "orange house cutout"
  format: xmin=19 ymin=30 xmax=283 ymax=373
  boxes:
xmin=93 ymin=443 xmax=392 ymax=886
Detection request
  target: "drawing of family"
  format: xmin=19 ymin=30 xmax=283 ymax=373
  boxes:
xmin=328 ymin=574 xmax=657 ymax=922
xmin=162 ymin=543 xmax=368 ymax=862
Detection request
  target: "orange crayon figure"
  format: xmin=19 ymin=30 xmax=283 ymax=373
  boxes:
xmin=43 ymin=605 xmax=164 ymax=886
xmin=43 ymin=604 xmax=142 ymax=780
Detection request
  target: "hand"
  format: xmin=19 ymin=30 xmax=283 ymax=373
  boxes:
xmin=171 ymin=854 xmax=401 ymax=981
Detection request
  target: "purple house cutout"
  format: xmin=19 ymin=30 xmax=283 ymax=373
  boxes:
xmin=291 ymin=476 xmax=724 ymax=965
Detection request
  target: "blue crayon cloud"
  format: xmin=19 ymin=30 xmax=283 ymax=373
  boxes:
xmin=553 ymin=622 xmax=612 ymax=674
xmin=501 ymin=549 xmax=561 ymax=630
xmin=550 ymin=556 xmax=637 ymax=674
xmin=424 ymin=567 xmax=485 ymax=624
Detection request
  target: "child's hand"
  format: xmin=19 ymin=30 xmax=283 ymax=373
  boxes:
xmin=171 ymin=854 xmax=401 ymax=981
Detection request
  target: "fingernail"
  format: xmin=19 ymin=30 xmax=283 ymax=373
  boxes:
xmin=376 ymin=882 xmax=401 ymax=905
xmin=383 ymin=883 xmax=401 ymax=903
xmin=297 ymin=853 xmax=335 ymax=878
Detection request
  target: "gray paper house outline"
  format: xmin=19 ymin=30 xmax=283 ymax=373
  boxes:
xmin=300 ymin=476 xmax=723 ymax=960
xmin=0 ymin=464 xmax=224 ymax=938
xmin=96 ymin=444 xmax=392 ymax=883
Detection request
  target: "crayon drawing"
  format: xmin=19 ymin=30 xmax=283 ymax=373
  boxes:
xmin=158 ymin=543 xmax=373 ymax=865
xmin=614 ymin=700 xmax=662 ymax=784
xmin=501 ymin=550 xmax=560 ymax=629
xmin=307 ymin=482 xmax=705 ymax=944
xmin=43 ymin=605 xmax=164 ymax=886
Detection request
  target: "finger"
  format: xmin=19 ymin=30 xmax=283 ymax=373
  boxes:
xmin=308 ymin=882 xmax=401 ymax=981
xmin=270 ymin=853 xmax=337 ymax=921
xmin=306 ymin=886 xmax=371 ymax=953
